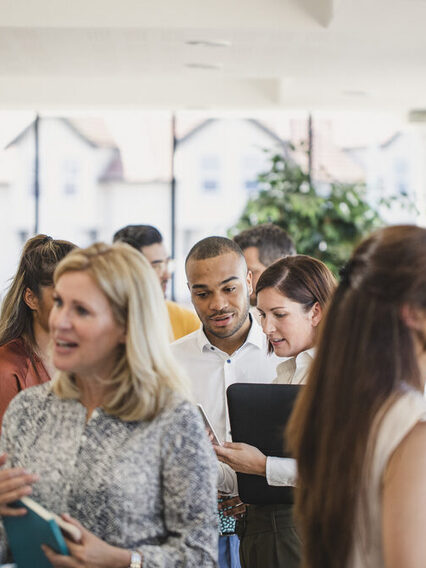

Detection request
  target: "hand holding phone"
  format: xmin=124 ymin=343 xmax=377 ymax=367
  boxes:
xmin=197 ymin=404 xmax=222 ymax=446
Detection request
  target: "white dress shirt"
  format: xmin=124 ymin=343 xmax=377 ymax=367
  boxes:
xmin=274 ymin=348 xmax=315 ymax=386
xmin=171 ymin=316 xmax=281 ymax=494
xmin=265 ymin=348 xmax=315 ymax=487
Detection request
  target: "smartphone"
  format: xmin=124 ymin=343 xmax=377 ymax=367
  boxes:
xmin=197 ymin=404 xmax=222 ymax=446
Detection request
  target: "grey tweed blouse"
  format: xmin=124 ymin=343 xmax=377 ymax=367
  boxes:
xmin=0 ymin=383 xmax=218 ymax=567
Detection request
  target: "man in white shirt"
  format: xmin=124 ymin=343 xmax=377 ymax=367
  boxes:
xmin=171 ymin=236 xmax=280 ymax=568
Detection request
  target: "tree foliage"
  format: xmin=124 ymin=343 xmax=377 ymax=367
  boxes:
xmin=230 ymin=153 xmax=386 ymax=275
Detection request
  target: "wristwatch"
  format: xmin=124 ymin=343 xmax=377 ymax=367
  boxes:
xmin=129 ymin=551 xmax=142 ymax=568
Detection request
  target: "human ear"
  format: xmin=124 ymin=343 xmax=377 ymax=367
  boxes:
xmin=401 ymin=304 xmax=426 ymax=356
xmin=23 ymin=287 xmax=39 ymax=311
xmin=246 ymin=270 xmax=253 ymax=296
xmin=401 ymin=304 xmax=425 ymax=332
xmin=309 ymin=302 xmax=323 ymax=327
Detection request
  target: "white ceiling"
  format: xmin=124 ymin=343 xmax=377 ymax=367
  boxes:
xmin=1 ymin=0 xmax=426 ymax=112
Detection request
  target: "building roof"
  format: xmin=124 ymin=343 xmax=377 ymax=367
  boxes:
xmin=5 ymin=117 xmax=118 ymax=150
xmin=1 ymin=114 xmax=367 ymax=186
xmin=98 ymin=149 xmax=124 ymax=182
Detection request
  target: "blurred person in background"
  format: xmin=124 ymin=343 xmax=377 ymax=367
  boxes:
xmin=233 ymin=223 xmax=296 ymax=308
xmin=0 ymin=234 xmax=75 ymax=426
xmin=288 ymin=225 xmax=426 ymax=568
xmin=113 ymin=224 xmax=199 ymax=340
xmin=0 ymin=242 xmax=218 ymax=567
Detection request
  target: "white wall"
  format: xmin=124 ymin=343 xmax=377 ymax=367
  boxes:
xmin=98 ymin=181 xmax=172 ymax=246
xmin=37 ymin=119 xmax=113 ymax=244
xmin=0 ymin=119 xmax=113 ymax=293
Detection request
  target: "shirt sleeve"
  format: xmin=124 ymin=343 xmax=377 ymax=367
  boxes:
xmin=265 ymin=456 xmax=298 ymax=487
xmin=217 ymin=462 xmax=238 ymax=495
xmin=138 ymin=402 xmax=218 ymax=568
xmin=0 ymin=371 xmax=20 ymax=430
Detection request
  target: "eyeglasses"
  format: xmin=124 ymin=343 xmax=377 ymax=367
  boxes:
xmin=150 ymin=258 xmax=175 ymax=274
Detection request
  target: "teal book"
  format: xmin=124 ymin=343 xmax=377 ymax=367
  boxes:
xmin=3 ymin=497 xmax=81 ymax=568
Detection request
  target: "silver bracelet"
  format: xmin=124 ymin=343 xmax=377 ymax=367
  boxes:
xmin=129 ymin=551 xmax=142 ymax=568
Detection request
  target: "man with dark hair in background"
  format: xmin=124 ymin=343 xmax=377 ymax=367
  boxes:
xmin=233 ymin=224 xmax=295 ymax=306
xmin=113 ymin=224 xmax=199 ymax=340
xmin=171 ymin=236 xmax=280 ymax=568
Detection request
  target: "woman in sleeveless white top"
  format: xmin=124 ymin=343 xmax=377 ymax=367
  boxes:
xmin=286 ymin=225 xmax=426 ymax=568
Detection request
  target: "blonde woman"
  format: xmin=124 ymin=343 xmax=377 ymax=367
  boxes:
xmin=0 ymin=243 xmax=218 ymax=568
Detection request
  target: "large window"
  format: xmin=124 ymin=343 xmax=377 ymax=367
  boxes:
xmin=201 ymin=154 xmax=220 ymax=193
xmin=63 ymin=158 xmax=80 ymax=195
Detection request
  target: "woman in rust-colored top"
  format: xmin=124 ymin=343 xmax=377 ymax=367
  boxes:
xmin=0 ymin=337 xmax=50 ymax=423
xmin=0 ymin=234 xmax=75 ymax=425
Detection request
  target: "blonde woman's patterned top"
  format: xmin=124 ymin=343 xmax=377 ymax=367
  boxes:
xmin=0 ymin=383 xmax=219 ymax=567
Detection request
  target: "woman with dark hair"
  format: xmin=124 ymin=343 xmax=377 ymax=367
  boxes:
xmin=287 ymin=225 xmax=426 ymax=568
xmin=215 ymin=255 xmax=336 ymax=568
xmin=0 ymin=234 xmax=75 ymax=424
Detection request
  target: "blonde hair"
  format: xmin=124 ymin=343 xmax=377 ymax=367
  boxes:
xmin=51 ymin=242 xmax=191 ymax=421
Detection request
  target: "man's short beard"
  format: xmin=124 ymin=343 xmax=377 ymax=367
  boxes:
xmin=206 ymin=291 xmax=251 ymax=339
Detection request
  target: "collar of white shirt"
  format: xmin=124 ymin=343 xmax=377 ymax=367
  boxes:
xmin=294 ymin=347 xmax=315 ymax=369
xmin=195 ymin=314 xmax=265 ymax=354
xmin=275 ymin=348 xmax=315 ymax=385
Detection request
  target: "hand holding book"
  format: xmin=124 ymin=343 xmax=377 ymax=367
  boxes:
xmin=4 ymin=500 xmax=133 ymax=568
xmin=41 ymin=515 xmax=134 ymax=568
xmin=0 ymin=453 xmax=38 ymax=517
xmin=0 ymin=452 xmax=132 ymax=568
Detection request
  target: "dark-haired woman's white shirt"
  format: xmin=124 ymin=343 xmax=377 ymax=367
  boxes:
xmin=265 ymin=348 xmax=315 ymax=487
xmin=274 ymin=348 xmax=315 ymax=386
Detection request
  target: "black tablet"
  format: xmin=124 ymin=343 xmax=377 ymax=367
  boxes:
xmin=226 ymin=382 xmax=302 ymax=505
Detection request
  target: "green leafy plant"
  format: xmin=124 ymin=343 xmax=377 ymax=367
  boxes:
xmin=230 ymin=152 xmax=407 ymax=275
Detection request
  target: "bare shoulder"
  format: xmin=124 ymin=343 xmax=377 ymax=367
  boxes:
xmin=382 ymin=420 xmax=426 ymax=568
xmin=386 ymin=419 xmax=426 ymax=480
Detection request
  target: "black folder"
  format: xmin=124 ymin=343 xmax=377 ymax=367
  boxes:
xmin=226 ymin=382 xmax=302 ymax=505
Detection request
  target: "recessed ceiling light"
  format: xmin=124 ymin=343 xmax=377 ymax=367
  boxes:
xmin=186 ymin=40 xmax=232 ymax=48
xmin=185 ymin=63 xmax=223 ymax=70
xmin=342 ymin=90 xmax=369 ymax=97
xmin=408 ymin=109 xmax=426 ymax=122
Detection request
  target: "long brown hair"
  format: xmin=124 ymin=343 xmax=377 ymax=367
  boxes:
xmin=287 ymin=225 xmax=426 ymax=568
xmin=0 ymin=234 xmax=75 ymax=351
xmin=256 ymin=255 xmax=337 ymax=352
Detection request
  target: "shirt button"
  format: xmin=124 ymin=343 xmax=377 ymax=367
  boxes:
xmin=227 ymin=359 xmax=231 ymax=364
